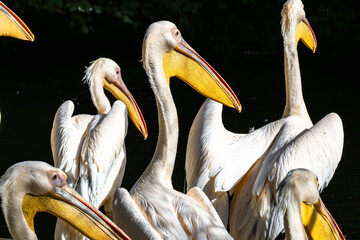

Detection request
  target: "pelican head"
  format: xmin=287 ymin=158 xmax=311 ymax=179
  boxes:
xmin=278 ymin=168 xmax=345 ymax=240
xmin=142 ymin=20 xmax=241 ymax=112
xmin=84 ymin=57 xmax=148 ymax=139
xmin=0 ymin=1 xmax=34 ymax=41
xmin=0 ymin=161 xmax=130 ymax=240
xmin=281 ymin=0 xmax=317 ymax=52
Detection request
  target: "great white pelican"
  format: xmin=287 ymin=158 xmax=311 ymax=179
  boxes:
xmin=51 ymin=58 xmax=147 ymax=239
xmin=227 ymin=1 xmax=344 ymax=239
xmin=0 ymin=161 xmax=130 ymax=240
xmin=111 ymin=20 xmax=241 ymax=239
xmin=184 ymin=0 xmax=321 ymax=228
xmin=277 ymin=168 xmax=345 ymax=240
xmin=186 ymin=0 xmax=343 ymax=233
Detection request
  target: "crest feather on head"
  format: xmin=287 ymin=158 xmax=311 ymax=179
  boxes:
xmin=83 ymin=58 xmax=106 ymax=86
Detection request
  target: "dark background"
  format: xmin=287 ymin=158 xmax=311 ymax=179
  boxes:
xmin=0 ymin=0 xmax=359 ymax=238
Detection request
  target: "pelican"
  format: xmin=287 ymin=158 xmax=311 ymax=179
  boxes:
xmin=0 ymin=1 xmax=34 ymax=41
xmin=0 ymin=161 xmax=130 ymax=240
xmin=112 ymin=20 xmax=241 ymax=239
xmin=184 ymin=0 xmax=319 ymax=227
xmin=51 ymin=58 xmax=147 ymax=239
xmin=277 ymin=168 xmax=345 ymax=240
xmin=228 ymin=1 xmax=344 ymax=239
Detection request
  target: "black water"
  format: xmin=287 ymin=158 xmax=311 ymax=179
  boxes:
xmin=0 ymin=17 xmax=358 ymax=239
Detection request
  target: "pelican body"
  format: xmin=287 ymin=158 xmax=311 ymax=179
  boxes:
xmin=227 ymin=1 xmax=344 ymax=239
xmin=0 ymin=161 xmax=130 ymax=240
xmin=51 ymin=58 xmax=147 ymax=240
xmin=112 ymin=21 xmax=241 ymax=239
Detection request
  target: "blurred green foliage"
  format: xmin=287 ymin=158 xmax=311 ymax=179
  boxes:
xmin=8 ymin=0 xmax=359 ymax=57
xmin=11 ymin=0 xmax=202 ymax=33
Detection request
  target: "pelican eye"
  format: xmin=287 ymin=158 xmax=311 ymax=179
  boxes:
xmin=172 ymin=27 xmax=182 ymax=42
xmin=48 ymin=171 xmax=66 ymax=187
xmin=115 ymin=68 xmax=122 ymax=80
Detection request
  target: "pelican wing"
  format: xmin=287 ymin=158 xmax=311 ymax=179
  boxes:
xmin=122 ymin=184 xmax=233 ymax=239
xmin=186 ymin=99 xmax=284 ymax=195
xmin=76 ymin=100 xmax=128 ymax=209
xmin=51 ymin=100 xmax=94 ymax=187
xmin=213 ymin=119 xmax=285 ymax=192
xmin=186 ymin=187 xmax=225 ymax=225
xmin=230 ymin=113 xmax=344 ymax=240
xmin=229 ymin=158 xmax=272 ymax=240
xmin=152 ymin=189 xmax=233 ymax=239
xmin=253 ymin=112 xmax=344 ymax=196
xmin=186 ymin=99 xmax=240 ymax=192
xmin=175 ymin=190 xmax=234 ymax=240
xmin=112 ymin=188 xmax=163 ymax=240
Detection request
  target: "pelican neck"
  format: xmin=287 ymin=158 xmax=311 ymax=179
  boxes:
xmin=284 ymin=200 xmax=308 ymax=240
xmin=282 ymin=24 xmax=309 ymax=119
xmin=4 ymin=191 xmax=37 ymax=240
xmin=89 ymin=72 xmax=111 ymax=114
xmin=141 ymin=59 xmax=179 ymax=186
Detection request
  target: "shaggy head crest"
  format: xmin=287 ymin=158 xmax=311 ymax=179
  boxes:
xmin=83 ymin=58 xmax=106 ymax=86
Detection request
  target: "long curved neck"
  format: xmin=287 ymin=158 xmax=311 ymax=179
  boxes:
xmin=89 ymin=72 xmax=111 ymax=114
xmin=3 ymin=191 xmax=37 ymax=240
xmin=142 ymin=55 xmax=178 ymax=186
xmin=282 ymin=22 xmax=309 ymax=119
xmin=284 ymin=198 xmax=308 ymax=240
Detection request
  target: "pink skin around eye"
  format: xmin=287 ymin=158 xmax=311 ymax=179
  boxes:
xmin=48 ymin=171 xmax=67 ymax=188
xmin=171 ymin=27 xmax=182 ymax=42
xmin=116 ymin=69 xmax=124 ymax=84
